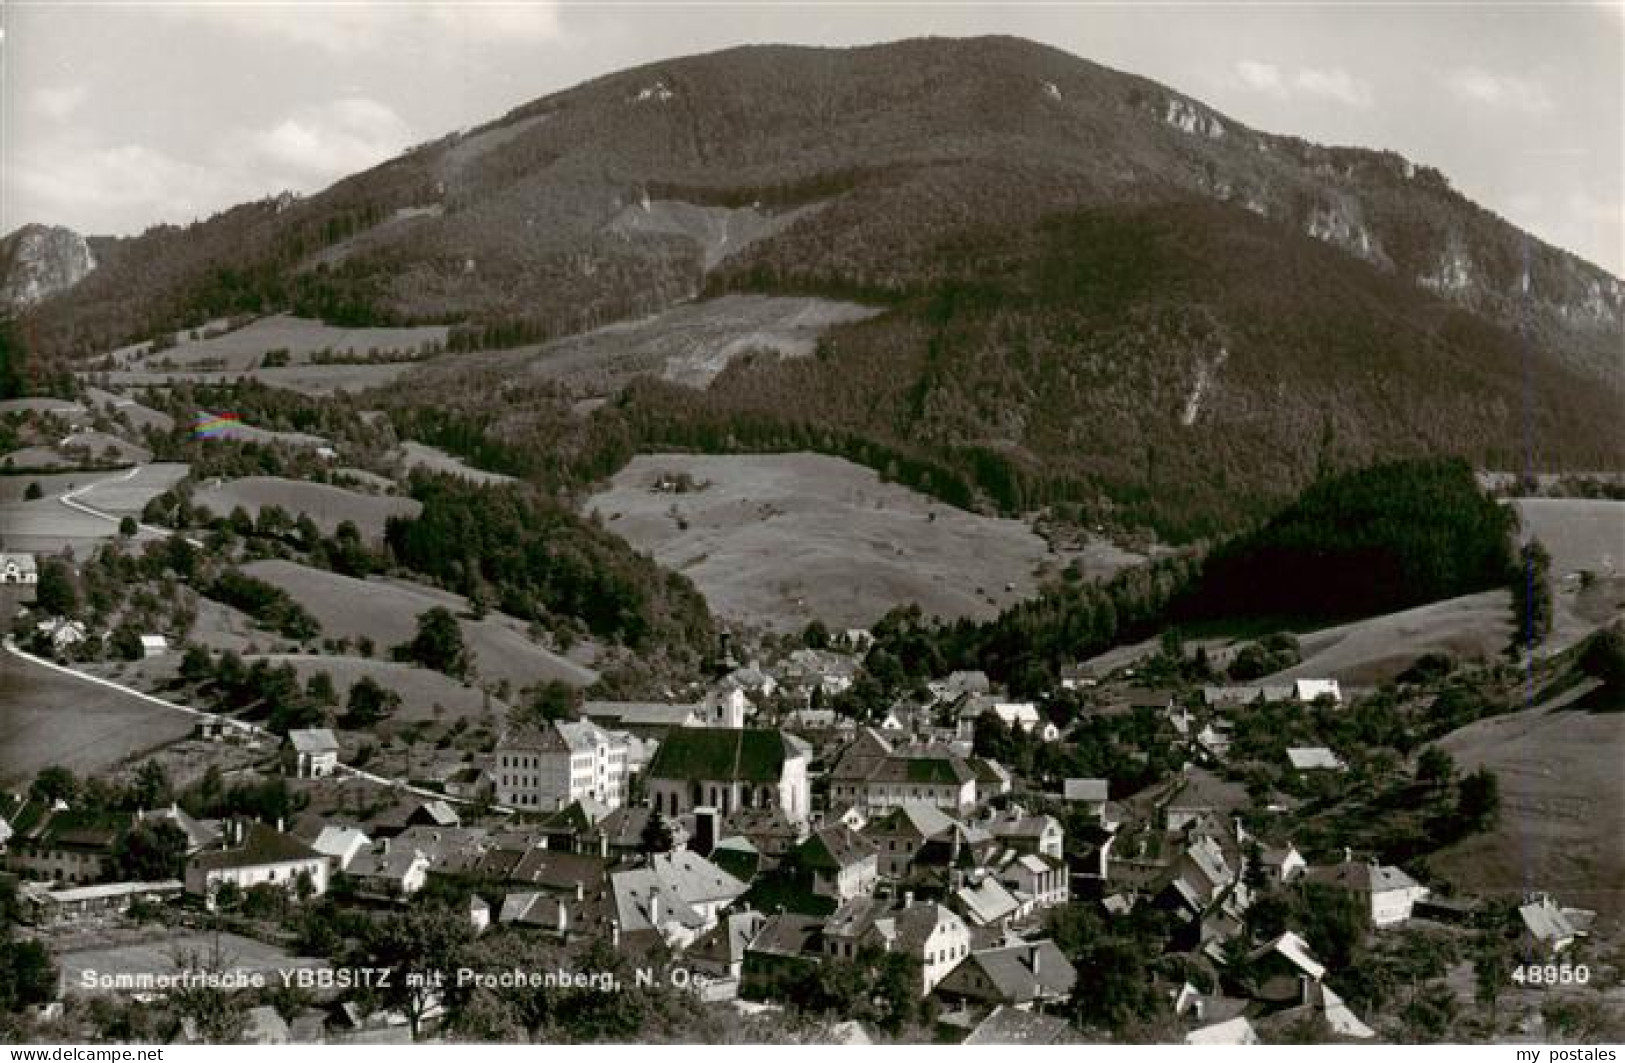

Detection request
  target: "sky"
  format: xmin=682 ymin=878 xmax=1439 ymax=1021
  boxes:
xmin=2 ymin=2 xmax=1621 ymax=274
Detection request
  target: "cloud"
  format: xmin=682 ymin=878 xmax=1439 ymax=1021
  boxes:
xmin=1443 ymin=68 xmax=1554 ymax=114
xmin=149 ymin=2 xmax=565 ymax=56
xmin=238 ymin=97 xmax=416 ymax=181
xmin=11 ymin=95 xmax=416 ymax=235
xmin=30 ymin=84 xmax=89 ymax=120
xmin=1231 ymin=60 xmax=1373 ymax=107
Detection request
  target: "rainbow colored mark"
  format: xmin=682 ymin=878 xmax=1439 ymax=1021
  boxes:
xmin=193 ymin=412 xmax=241 ymax=439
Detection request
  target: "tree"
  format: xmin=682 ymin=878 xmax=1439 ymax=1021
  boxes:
xmin=111 ymin=820 xmax=189 ymax=880
xmin=167 ymin=942 xmax=249 ymax=1043
xmin=129 ymin=760 xmax=172 ymax=809
xmin=1473 ymin=933 xmax=1514 ymax=1032
xmin=1415 ymin=745 xmax=1455 ymax=787
xmin=23 ymin=481 xmax=42 ymax=501
xmin=179 ymin=645 xmax=214 ymax=685
xmin=1511 ymin=539 xmax=1554 ymax=649
xmin=802 ymin=619 xmax=830 ymax=650
xmin=640 ymin=812 xmax=676 ymax=855
xmin=118 ymin=515 xmax=138 ymax=538
xmin=29 ymin=765 xmax=78 ymax=805
xmin=397 ymin=607 xmax=471 ymax=679
xmin=34 ymin=558 xmax=78 ymax=617
xmin=305 ymin=671 xmax=337 ymax=709
xmin=347 ymin=676 xmax=401 ymax=726
xmin=515 ymin=680 xmax=578 ymax=727
xmin=1457 ymin=768 xmax=1501 ymax=831
xmin=363 ymin=902 xmax=474 ymax=1039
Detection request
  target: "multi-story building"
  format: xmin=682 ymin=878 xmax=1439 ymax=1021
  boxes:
xmin=493 ymin=720 xmax=628 ymax=811
xmin=645 ymin=727 xmax=811 ymax=825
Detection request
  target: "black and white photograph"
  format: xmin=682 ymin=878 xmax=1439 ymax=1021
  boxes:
xmin=0 ymin=0 xmax=1621 ymax=1050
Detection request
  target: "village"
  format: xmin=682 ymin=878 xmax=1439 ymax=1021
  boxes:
xmin=0 ymin=562 xmax=1612 ymax=1044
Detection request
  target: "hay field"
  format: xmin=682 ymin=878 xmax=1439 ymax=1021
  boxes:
xmin=249 ymin=654 xmax=512 ymax=726
xmin=585 ymin=452 xmax=1083 ymax=632
xmin=240 ymin=560 xmax=597 ymax=690
xmin=192 ymin=476 xmax=420 ymax=539
xmin=0 ymin=650 xmax=193 ymax=786
xmin=95 ymin=362 xmax=418 ymax=397
xmin=120 ymin=313 xmax=447 ymax=371
xmin=1436 ymin=694 xmax=1625 ymax=925
xmin=394 ymin=441 xmax=516 ymax=485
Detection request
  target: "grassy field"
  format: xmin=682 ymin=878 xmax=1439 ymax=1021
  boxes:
xmin=1268 ymin=591 xmax=1516 ymax=687
xmin=426 ymin=294 xmax=880 ymax=394
xmin=0 ymin=650 xmax=193 ymax=787
xmin=0 ymin=397 xmax=87 ymax=421
xmin=248 ymin=654 xmax=512 ymax=726
xmin=585 ymin=452 xmax=1102 ymax=632
xmin=116 ymin=313 xmax=447 ymax=372
xmin=192 ymin=476 xmax=420 ymax=539
xmin=240 ymin=559 xmax=597 ymax=691
xmin=1512 ymin=498 xmax=1623 ymax=576
xmin=394 ymin=441 xmax=516 ymax=485
xmin=83 ymin=386 xmax=177 ymax=433
xmin=0 ymin=463 xmax=183 ymax=555
xmin=72 ymin=462 xmax=191 ymax=516
xmin=1435 ymin=694 xmax=1625 ymax=926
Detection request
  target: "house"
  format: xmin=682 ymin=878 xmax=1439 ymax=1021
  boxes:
xmin=35 ymin=618 xmax=86 ymax=651
xmin=794 ymin=826 xmax=879 ymax=900
xmin=935 ymin=939 xmax=1076 ymax=1008
xmin=928 ymin=670 xmax=991 ymax=705
xmin=984 ymin=701 xmax=1059 ymax=742
xmin=1519 ymin=894 xmax=1582 ymax=955
xmin=862 ymin=803 xmax=959 ymax=878
xmin=1058 ymin=665 xmax=1096 ymax=692
xmin=1260 ymin=980 xmax=1375 ymax=1040
xmin=961 ymin=1004 xmax=1077 ymax=1044
xmin=969 ymin=758 xmax=1013 ymax=804
xmin=1246 ymin=930 xmax=1326 ymax=1003
xmin=1063 ymin=778 xmax=1109 ymax=816
xmin=138 ymin=804 xmax=220 ymax=854
xmin=292 ymin=821 xmax=364 ymax=871
xmin=1305 ymin=859 xmax=1428 ymax=927
xmin=185 ymin=822 xmax=330 ymax=908
xmin=284 ymin=728 xmax=340 ymax=779
xmin=688 ymin=909 xmax=768 ymax=988
xmin=369 ymin=798 xmax=460 ymax=838
xmin=1287 ymin=747 xmax=1347 ymax=772
xmin=3 ymin=804 xmax=128 ymax=884
xmin=776 ymin=649 xmax=862 ymax=698
xmin=986 ymin=810 xmax=1063 ymax=859
xmin=1202 ymin=685 xmax=1292 ymax=709
xmin=824 ymin=897 xmax=972 ymax=994
xmin=1163 ymin=767 xmax=1250 ymax=831
xmin=0 ymin=552 xmax=39 ymax=584
xmin=827 ymin=728 xmax=978 ymax=815
xmin=1294 ymin=679 xmax=1343 ymax=704
xmin=742 ymin=912 xmax=827 ymax=997
xmin=645 ymin=727 xmax=811 ymax=824
xmin=498 ymin=892 xmax=577 ymax=935
xmin=138 ymin=634 xmax=169 ymax=659
xmin=610 ymin=849 xmax=748 ymax=951
xmin=997 ymin=851 xmax=1069 ymax=910
xmin=491 ymin=719 xmax=628 ymax=811
xmin=345 ymin=841 xmax=432 ymax=897
xmin=1260 ymin=842 xmax=1307 ymax=883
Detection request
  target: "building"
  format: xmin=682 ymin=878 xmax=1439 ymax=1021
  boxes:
xmin=862 ymin=803 xmax=959 ymax=878
xmin=579 ymin=701 xmax=705 ymax=739
xmin=997 ymin=851 xmax=1069 ymax=910
xmin=794 ymin=826 xmax=879 ymax=900
xmin=935 ymin=939 xmax=1077 ymax=1008
xmin=609 ymin=849 xmax=748 ymax=951
xmin=823 ymin=897 xmax=971 ymax=994
xmin=1305 ymin=859 xmax=1428 ymax=928
xmin=284 ymin=729 xmax=340 ymax=779
xmin=644 ymin=727 xmax=811 ymax=824
xmin=1293 ymin=679 xmax=1343 ymax=704
xmin=138 ymin=634 xmax=169 ymax=659
xmin=3 ymin=804 xmax=127 ymax=884
xmin=18 ymin=879 xmax=183 ymax=927
xmin=492 ymin=719 xmax=628 ymax=811
xmin=1287 ymin=747 xmax=1347 ymax=772
xmin=1063 ymin=778 xmax=1109 ymax=816
xmin=185 ymin=822 xmax=330 ymax=909
xmin=986 ymin=811 xmax=1063 ymax=860
xmin=345 ymin=841 xmax=432 ymax=898
xmin=0 ymin=552 xmax=38 ymax=584
xmin=827 ymin=728 xmax=978 ymax=815
xmin=1519 ymin=894 xmax=1582 ymax=955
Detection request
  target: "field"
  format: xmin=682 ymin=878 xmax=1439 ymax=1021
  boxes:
xmin=423 ymin=294 xmax=881 ymax=394
xmin=57 ymin=931 xmax=327 ymax=984
xmin=0 ymin=649 xmax=193 ymax=787
xmin=1435 ymin=692 xmax=1625 ymax=926
xmin=394 ymin=441 xmax=516 ymax=485
xmin=114 ymin=313 xmax=447 ymax=372
xmin=585 ymin=452 xmax=1099 ymax=632
xmin=192 ymin=476 xmax=420 ymax=539
xmin=70 ymin=462 xmax=191 ymax=517
xmin=192 ymin=412 xmax=328 ymax=448
xmin=240 ymin=559 xmax=597 ymax=691
xmin=0 ymin=397 xmax=87 ymax=421
xmin=248 ymin=654 xmax=512 ymax=726
xmin=0 ymin=464 xmax=185 ymax=556
xmin=82 ymin=386 xmax=176 ymax=433
xmin=1512 ymin=498 xmax=1623 ymax=576
xmin=1267 ymin=591 xmax=1516 ymax=687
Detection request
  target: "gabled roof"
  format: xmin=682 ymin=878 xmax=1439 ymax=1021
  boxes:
xmin=945 ymin=940 xmax=1076 ymax=1002
xmin=1248 ymin=930 xmax=1326 ymax=980
xmin=963 ymin=1005 xmax=1076 ymax=1045
xmin=989 ymin=814 xmax=1060 ymax=841
xmin=581 ymin=701 xmax=704 ymax=728
xmin=647 ymin=848 xmax=748 ymax=906
xmin=510 ymin=848 xmax=607 ymax=892
xmin=1166 ymin=767 xmax=1249 ymax=813
xmin=1519 ymin=896 xmax=1579 ymax=943
xmin=956 ymin=876 xmax=1022 ymax=926
xmin=1287 ymin=747 xmax=1346 ymax=771
xmin=646 ymin=727 xmax=808 ymax=783
xmin=861 ymin=803 xmax=957 ymax=842
xmin=348 ymin=844 xmax=429 ymax=883
xmin=139 ymin=805 xmax=220 ymax=850
xmin=190 ymin=824 xmax=321 ymax=871
xmin=611 ymin=868 xmax=705 ymax=934
xmin=867 ymin=752 xmax=975 ymax=786
xmin=797 ymin=825 xmax=878 ymax=871
xmin=690 ymin=910 xmax=767 ymax=967
xmin=287 ymin=728 xmax=339 ymax=755
xmin=1306 ymin=860 xmax=1420 ymax=895
xmin=747 ymin=912 xmax=825 ymax=958
xmin=1185 ymin=1017 xmax=1259 ymax=1045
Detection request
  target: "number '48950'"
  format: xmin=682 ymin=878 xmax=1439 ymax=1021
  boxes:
xmin=1511 ymin=964 xmax=1589 ymax=986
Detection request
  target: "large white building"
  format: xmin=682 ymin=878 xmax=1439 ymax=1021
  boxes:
xmin=493 ymin=720 xmax=629 ymax=811
xmin=185 ymin=823 xmax=330 ymax=909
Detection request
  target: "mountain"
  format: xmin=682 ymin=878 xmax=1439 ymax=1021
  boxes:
xmin=14 ymin=36 xmax=1624 ymax=537
xmin=0 ymin=224 xmax=97 ymax=311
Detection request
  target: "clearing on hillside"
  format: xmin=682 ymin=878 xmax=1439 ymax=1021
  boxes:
xmin=93 ymin=363 xmax=419 ymax=397
xmin=240 ymin=559 xmax=597 ymax=691
xmin=0 ymin=649 xmax=193 ymax=786
xmin=192 ymin=476 xmax=420 ymax=539
xmin=114 ymin=313 xmax=447 ymax=372
xmin=1436 ymin=691 xmax=1625 ymax=926
xmin=585 ymin=452 xmax=1119 ymax=632
xmin=393 ymin=441 xmax=516 ymax=485
xmin=1512 ymin=498 xmax=1623 ymax=577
